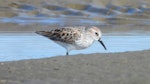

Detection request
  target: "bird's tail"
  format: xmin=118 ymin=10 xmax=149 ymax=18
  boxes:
xmin=35 ymin=31 xmax=51 ymax=37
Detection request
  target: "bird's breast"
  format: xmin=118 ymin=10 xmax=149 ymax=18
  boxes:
xmin=75 ymin=35 xmax=94 ymax=49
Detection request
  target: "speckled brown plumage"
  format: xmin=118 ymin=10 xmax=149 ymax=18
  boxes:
xmin=36 ymin=28 xmax=82 ymax=44
xmin=36 ymin=26 xmax=106 ymax=55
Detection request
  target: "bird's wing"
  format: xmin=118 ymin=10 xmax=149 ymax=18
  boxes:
xmin=36 ymin=28 xmax=82 ymax=44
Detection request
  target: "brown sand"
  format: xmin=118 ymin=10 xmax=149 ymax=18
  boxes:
xmin=0 ymin=0 xmax=150 ymax=7
xmin=0 ymin=50 xmax=150 ymax=84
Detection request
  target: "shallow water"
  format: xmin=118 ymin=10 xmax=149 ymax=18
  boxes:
xmin=0 ymin=2 xmax=150 ymax=61
xmin=0 ymin=33 xmax=149 ymax=62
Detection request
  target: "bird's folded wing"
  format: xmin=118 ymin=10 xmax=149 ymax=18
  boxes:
xmin=36 ymin=28 xmax=82 ymax=44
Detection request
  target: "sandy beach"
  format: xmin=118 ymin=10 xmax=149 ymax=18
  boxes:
xmin=0 ymin=50 xmax=150 ymax=84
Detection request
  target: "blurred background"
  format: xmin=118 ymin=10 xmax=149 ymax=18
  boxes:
xmin=0 ymin=0 xmax=149 ymax=30
xmin=0 ymin=0 xmax=150 ymax=61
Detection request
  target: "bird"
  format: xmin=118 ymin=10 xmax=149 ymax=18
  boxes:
xmin=36 ymin=26 xmax=107 ymax=55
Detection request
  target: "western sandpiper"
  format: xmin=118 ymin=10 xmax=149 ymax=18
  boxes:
xmin=36 ymin=26 xmax=106 ymax=55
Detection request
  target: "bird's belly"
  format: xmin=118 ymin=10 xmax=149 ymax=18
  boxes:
xmin=54 ymin=40 xmax=92 ymax=51
xmin=54 ymin=41 xmax=82 ymax=50
xmin=75 ymin=39 xmax=94 ymax=50
xmin=54 ymin=36 xmax=94 ymax=51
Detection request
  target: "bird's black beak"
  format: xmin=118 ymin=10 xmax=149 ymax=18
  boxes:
xmin=98 ymin=39 xmax=107 ymax=50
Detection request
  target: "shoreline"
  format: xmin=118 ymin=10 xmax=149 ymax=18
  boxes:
xmin=0 ymin=50 xmax=150 ymax=84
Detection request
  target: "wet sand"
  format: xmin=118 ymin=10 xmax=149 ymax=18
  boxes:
xmin=0 ymin=0 xmax=150 ymax=7
xmin=0 ymin=50 xmax=150 ymax=84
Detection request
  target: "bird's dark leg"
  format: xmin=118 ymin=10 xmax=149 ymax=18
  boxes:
xmin=66 ymin=51 xmax=69 ymax=56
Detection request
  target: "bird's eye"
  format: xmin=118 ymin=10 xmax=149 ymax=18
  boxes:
xmin=95 ymin=32 xmax=99 ymax=36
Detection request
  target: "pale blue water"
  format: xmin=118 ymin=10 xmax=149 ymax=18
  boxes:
xmin=0 ymin=33 xmax=149 ymax=62
xmin=0 ymin=17 xmax=105 ymax=25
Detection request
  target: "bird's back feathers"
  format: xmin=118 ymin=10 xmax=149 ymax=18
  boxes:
xmin=36 ymin=28 xmax=82 ymax=44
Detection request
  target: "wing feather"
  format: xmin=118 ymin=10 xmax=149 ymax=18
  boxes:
xmin=36 ymin=28 xmax=82 ymax=44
